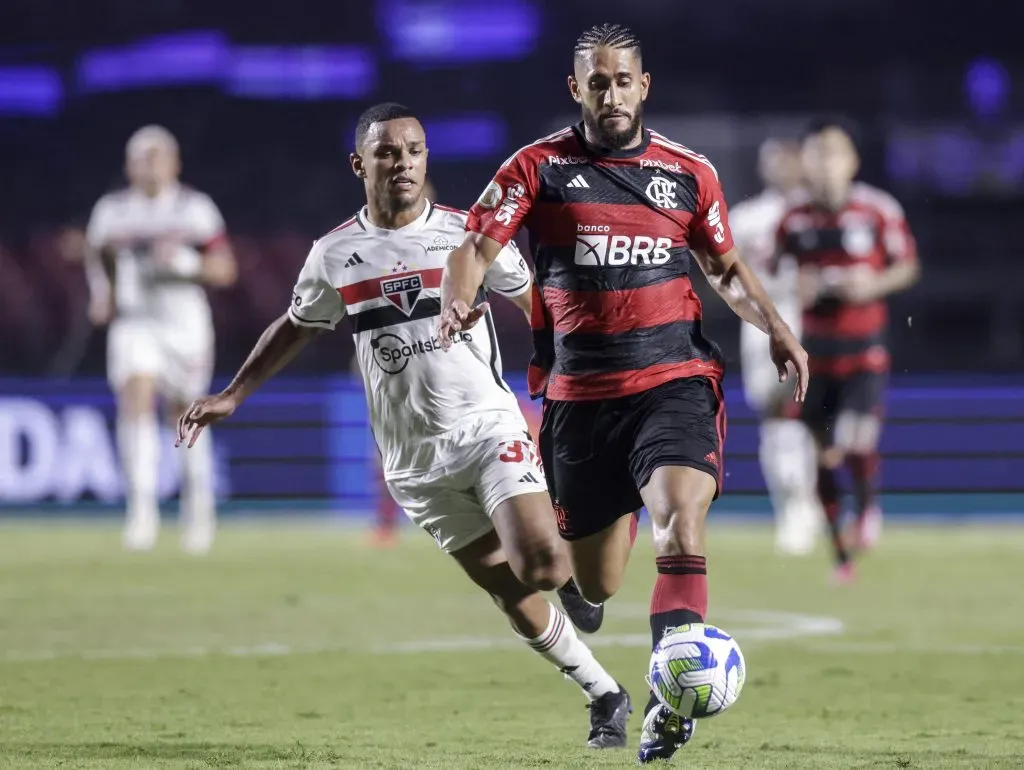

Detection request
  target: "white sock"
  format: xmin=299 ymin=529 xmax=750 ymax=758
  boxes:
xmin=522 ymin=603 xmax=619 ymax=701
xmin=117 ymin=412 xmax=159 ymax=528
xmin=761 ymin=419 xmax=816 ymax=511
xmin=181 ymin=427 xmax=215 ymax=534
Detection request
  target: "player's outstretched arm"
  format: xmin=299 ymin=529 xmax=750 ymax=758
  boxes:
xmin=694 ymin=246 xmax=810 ymax=401
xmin=176 ymin=314 xmax=322 ymax=448
xmin=438 ymin=231 xmax=504 ymax=349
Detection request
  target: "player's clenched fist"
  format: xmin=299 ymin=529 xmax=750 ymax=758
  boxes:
xmin=437 ymin=299 xmax=489 ymax=350
xmin=176 ymin=392 xmax=239 ymax=448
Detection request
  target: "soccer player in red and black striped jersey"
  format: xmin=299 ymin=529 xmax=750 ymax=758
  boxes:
xmin=438 ymin=23 xmax=808 ymax=762
xmin=776 ymin=118 xmax=920 ymax=581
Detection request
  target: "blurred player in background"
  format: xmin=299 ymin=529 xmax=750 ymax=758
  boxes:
xmin=177 ymin=104 xmax=630 ymax=749
xmin=776 ymin=117 xmax=919 ymax=581
xmin=85 ymin=126 xmax=236 ymax=554
xmin=439 ymin=24 xmax=807 ymax=762
xmin=731 ymin=139 xmax=820 ymax=555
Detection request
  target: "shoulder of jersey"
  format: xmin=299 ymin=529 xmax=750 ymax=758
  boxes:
xmin=499 ymin=126 xmax=577 ymax=168
xmin=313 ymin=213 xmax=362 ymax=252
xmin=178 ymin=184 xmax=217 ymax=205
xmin=96 ymin=187 xmax=133 ymax=208
xmin=849 ymin=182 xmax=905 ymax=218
xmin=431 ymin=202 xmax=470 ymax=229
xmin=646 ymin=130 xmax=721 ymax=180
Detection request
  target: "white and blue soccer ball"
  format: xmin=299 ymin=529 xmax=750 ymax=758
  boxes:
xmin=647 ymin=623 xmax=746 ymax=718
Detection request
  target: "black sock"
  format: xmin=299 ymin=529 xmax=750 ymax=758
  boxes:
xmin=818 ymin=465 xmax=850 ymax=565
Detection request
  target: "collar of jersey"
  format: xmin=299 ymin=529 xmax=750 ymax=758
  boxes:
xmin=571 ymin=121 xmax=651 ymax=159
xmin=130 ymin=182 xmax=182 ymax=205
xmin=357 ymin=199 xmax=433 ymax=234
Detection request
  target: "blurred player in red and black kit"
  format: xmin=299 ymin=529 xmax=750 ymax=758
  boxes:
xmin=439 ymin=23 xmax=808 ymax=762
xmin=776 ymin=118 xmax=920 ymax=582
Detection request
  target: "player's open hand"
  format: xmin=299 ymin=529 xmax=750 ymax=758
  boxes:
xmin=437 ymin=299 xmax=490 ymax=350
xmin=768 ymin=323 xmax=810 ymax=402
xmin=176 ymin=392 xmax=239 ymax=448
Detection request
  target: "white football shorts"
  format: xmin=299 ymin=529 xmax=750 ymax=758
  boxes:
xmin=386 ymin=426 xmax=549 ymax=554
xmin=740 ymin=297 xmax=802 ymax=414
xmin=107 ymin=318 xmax=214 ymax=402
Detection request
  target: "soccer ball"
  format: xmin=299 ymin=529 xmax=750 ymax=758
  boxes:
xmin=647 ymin=623 xmax=746 ymax=718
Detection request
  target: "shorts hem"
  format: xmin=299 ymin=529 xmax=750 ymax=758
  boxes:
xmin=440 ymin=522 xmax=496 ymax=554
xmin=636 ymin=459 xmax=722 ymax=501
xmin=483 ymin=484 xmax=549 ymax=518
xmin=557 ymin=509 xmax=636 ymax=542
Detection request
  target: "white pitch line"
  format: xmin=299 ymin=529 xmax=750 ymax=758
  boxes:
xmin=2 ymin=607 xmax=843 ymax=663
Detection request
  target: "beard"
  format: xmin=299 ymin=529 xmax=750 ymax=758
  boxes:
xmin=582 ymin=103 xmax=643 ymax=150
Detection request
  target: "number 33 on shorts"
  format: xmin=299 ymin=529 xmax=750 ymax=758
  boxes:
xmin=497 ymin=439 xmax=544 ymax=473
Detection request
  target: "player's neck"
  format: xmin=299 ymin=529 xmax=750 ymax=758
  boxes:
xmin=815 ymin=187 xmax=850 ymax=211
xmin=135 ymin=182 xmax=174 ymax=199
xmin=583 ymin=123 xmax=645 ymax=152
xmin=365 ymin=197 xmax=427 ymax=230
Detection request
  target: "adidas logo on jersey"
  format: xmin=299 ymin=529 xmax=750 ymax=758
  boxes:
xmin=345 ymin=252 xmax=364 ymax=268
xmin=518 ymin=472 xmax=541 ymax=484
xmin=566 ymin=174 xmax=590 ymax=189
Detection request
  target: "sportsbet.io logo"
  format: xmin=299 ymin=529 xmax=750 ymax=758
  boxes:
xmin=370 ymin=331 xmax=472 ymax=374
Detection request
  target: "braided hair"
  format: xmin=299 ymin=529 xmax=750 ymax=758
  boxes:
xmin=573 ymin=23 xmax=641 ymax=61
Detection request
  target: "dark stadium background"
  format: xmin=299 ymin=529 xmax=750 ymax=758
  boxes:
xmin=1 ymin=0 xmax=1021 ymax=514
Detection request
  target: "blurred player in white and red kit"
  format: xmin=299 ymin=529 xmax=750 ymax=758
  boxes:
xmin=85 ymin=126 xmax=236 ymax=553
xmin=731 ymin=139 xmax=820 ymax=555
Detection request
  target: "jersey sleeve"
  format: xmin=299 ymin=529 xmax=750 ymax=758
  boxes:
xmin=465 ymin=151 xmax=539 ymax=246
xmin=880 ymin=200 xmax=917 ymax=266
xmin=288 ymin=241 xmax=345 ymax=330
xmin=483 ymin=238 xmax=532 ymax=298
xmin=85 ymin=197 xmax=112 ymax=251
xmin=690 ymin=164 xmax=735 ymax=257
xmin=190 ymin=194 xmax=228 ymax=248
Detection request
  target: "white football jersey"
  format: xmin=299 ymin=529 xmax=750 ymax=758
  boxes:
xmin=288 ymin=201 xmax=532 ymax=480
xmin=85 ymin=184 xmax=225 ymax=329
xmin=730 ymin=188 xmax=797 ymax=300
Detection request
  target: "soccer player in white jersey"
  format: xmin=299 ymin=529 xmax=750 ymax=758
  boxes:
xmin=731 ymin=139 xmax=821 ymax=555
xmin=176 ymin=103 xmax=632 ymax=748
xmin=85 ymin=126 xmax=236 ymax=554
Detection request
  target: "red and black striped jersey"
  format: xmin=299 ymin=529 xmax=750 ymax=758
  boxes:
xmin=776 ymin=182 xmax=917 ymax=377
xmin=466 ymin=123 xmax=734 ymax=402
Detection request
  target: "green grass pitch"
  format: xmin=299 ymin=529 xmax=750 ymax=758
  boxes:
xmin=1 ymin=520 xmax=1022 ymax=769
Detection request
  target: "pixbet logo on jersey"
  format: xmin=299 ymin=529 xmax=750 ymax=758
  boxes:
xmin=381 ymin=274 xmax=423 ymax=316
xmin=371 ymin=331 xmax=471 ymax=374
xmin=574 ymin=230 xmax=672 ymax=266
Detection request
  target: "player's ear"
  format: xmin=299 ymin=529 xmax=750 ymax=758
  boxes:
xmin=350 ymin=152 xmax=366 ymax=179
xmin=641 ymin=71 xmax=651 ymax=102
xmin=568 ymin=74 xmax=582 ymax=104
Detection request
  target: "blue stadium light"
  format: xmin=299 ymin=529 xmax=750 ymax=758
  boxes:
xmin=965 ymin=58 xmax=1010 ymax=119
xmin=0 ymin=66 xmax=62 ymax=116
xmin=77 ymin=30 xmax=230 ymax=93
xmin=421 ymin=114 xmax=508 ymax=159
xmin=227 ymin=46 xmax=375 ymax=100
xmin=378 ymin=0 xmax=539 ymax=63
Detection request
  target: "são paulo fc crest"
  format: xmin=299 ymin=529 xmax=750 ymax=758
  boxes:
xmin=381 ymin=273 xmax=423 ymax=316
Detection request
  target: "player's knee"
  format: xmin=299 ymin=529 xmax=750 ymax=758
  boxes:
xmin=510 ymin=542 xmax=570 ymax=592
xmin=650 ymin=499 xmax=706 ymax=556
